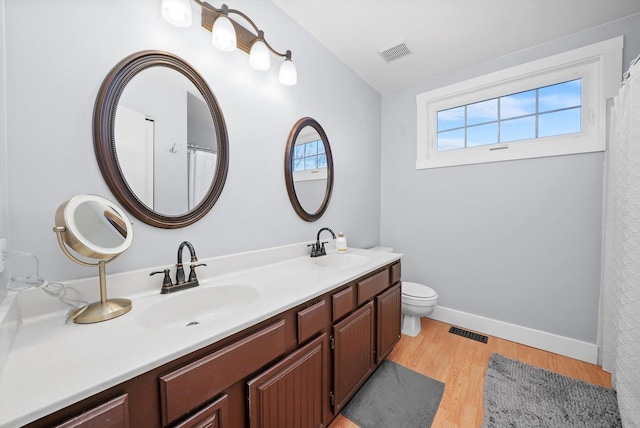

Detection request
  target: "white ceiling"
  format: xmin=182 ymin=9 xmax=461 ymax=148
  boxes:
xmin=271 ymin=0 xmax=640 ymax=94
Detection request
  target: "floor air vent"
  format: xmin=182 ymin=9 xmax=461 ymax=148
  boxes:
xmin=449 ymin=326 xmax=488 ymax=343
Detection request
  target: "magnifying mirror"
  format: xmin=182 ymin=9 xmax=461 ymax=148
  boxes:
xmin=53 ymin=194 xmax=133 ymax=323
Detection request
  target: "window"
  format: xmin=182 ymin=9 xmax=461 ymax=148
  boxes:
xmin=416 ymin=37 xmax=622 ymax=169
xmin=437 ymin=79 xmax=582 ymax=150
xmin=293 ymin=131 xmax=328 ymax=182
xmin=294 ymin=139 xmax=327 ymax=172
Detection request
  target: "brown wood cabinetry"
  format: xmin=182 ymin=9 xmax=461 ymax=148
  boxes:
xmin=332 ymin=262 xmax=402 ymax=412
xmin=376 ymin=282 xmax=402 ymax=364
xmin=173 ymin=394 xmax=228 ymax=428
xmin=297 ymin=300 xmax=328 ymax=344
xmin=160 ymin=320 xmax=287 ymax=426
xmin=29 ymin=260 xmax=401 ymax=428
xmin=332 ymin=302 xmax=374 ymax=412
xmin=331 ymin=286 xmax=355 ymax=322
xmin=54 ymin=394 xmax=129 ymax=428
xmin=247 ymin=334 xmax=329 ymax=428
xmin=356 ymin=269 xmax=389 ymax=305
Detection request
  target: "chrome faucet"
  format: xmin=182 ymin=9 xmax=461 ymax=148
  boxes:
xmin=150 ymin=241 xmax=206 ymax=294
xmin=309 ymin=227 xmax=336 ymax=257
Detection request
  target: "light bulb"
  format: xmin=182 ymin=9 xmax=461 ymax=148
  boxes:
xmin=279 ymin=59 xmax=297 ymax=86
xmin=161 ymin=0 xmax=192 ymax=28
xmin=249 ymin=40 xmax=270 ymax=71
xmin=211 ymin=15 xmax=237 ymax=52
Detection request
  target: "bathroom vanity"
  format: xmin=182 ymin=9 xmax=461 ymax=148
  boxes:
xmin=0 ymin=245 xmax=401 ymax=428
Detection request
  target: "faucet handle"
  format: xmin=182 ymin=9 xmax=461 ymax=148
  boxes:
xmin=188 ymin=263 xmax=207 ymax=283
xmin=307 ymin=243 xmax=318 ymax=257
xmin=150 ymin=269 xmax=173 ymax=287
xmin=319 ymin=241 xmax=328 ymax=256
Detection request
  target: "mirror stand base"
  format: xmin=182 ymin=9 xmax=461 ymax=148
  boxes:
xmin=71 ymin=298 xmax=132 ymax=324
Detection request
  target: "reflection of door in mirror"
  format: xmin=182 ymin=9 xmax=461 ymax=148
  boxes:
xmin=115 ymin=106 xmax=154 ymax=208
xmin=115 ymin=67 xmax=217 ymax=216
xmin=293 ymin=126 xmax=328 ymax=214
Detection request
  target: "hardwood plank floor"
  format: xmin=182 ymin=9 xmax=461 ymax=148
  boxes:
xmin=328 ymin=318 xmax=611 ymax=428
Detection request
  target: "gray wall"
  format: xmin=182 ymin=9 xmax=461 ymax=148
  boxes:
xmin=0 ymin=0 xmax=381 ymax=289
xmin=380 ymin=13 xmax=640 ymax=344
xmin=0 ymin=0 xmax=7 ymax=302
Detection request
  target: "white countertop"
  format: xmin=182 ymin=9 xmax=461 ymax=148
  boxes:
xmin=0 ymin=243 xmax=401 ymax=428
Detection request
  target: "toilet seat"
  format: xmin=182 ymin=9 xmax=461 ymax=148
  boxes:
xmin=402 ymin=281 xmax=437 ymax=300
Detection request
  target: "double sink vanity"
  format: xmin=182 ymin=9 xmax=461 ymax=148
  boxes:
xmin=0 ymin=35 xmax=396 ymax=428
xmin=0 ymin=243 xmax=402 ymax=428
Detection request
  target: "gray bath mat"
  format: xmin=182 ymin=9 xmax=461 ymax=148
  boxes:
xmin=341 ymin=359 xmax=444 ymax=428
xmin=483 ymin=353 xmax=621 ymax=427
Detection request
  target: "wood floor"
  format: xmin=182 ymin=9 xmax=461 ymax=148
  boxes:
xmin=328 ymin=318 xmax=612 ymax=428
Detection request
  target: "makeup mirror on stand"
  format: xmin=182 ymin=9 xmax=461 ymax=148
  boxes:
xmin=53 ymin=194 xmax=134 ymax=324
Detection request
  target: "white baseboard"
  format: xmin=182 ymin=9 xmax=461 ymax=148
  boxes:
xmin=429 ymin=306 xmax=598 ymax=364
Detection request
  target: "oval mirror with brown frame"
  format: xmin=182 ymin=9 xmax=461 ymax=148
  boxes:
xmin=93 ymin=50 xmax=229 ymax=228
xmin=284 ymin=117 xmax=334 ymax=222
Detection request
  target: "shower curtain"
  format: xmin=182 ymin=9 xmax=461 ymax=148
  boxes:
xmin=601 ymin=58 xmax=640 ymax=426
xmin=188 ymin=149 xmax=217 ymax=210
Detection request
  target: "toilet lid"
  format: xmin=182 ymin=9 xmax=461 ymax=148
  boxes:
xmin=402 ymin=281 xmax=437 ymax=299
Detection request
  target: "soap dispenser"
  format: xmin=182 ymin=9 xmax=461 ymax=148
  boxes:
xmin=336 ymin=232 xmax=347 ymax=253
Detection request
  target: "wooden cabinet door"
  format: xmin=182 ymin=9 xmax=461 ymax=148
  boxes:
xmin=248 ymin=334 xmax=329 ymax=428
xmin=376 ymin=282 xmax=401 ymax=364
xmin=332 ymin=302 xmax=374 ymax=412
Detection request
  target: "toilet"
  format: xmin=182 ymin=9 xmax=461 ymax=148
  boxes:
xmin=370 ymin=247 xmax=439 ymax=337
xmin=400 ymin=281 xmax=438 ymax=337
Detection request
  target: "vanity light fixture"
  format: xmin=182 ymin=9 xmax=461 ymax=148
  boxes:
xmin=248 ymin=31 xmax=270 ymax=71
xmin=161 ymin=0 xmax=193 ymax=27
xmin=210 ymin=4 xmax=236 ymax=52
xmin=161 ymin=0 xmax=297 ymax=86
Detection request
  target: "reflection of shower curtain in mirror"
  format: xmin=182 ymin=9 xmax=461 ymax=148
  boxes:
xmin=188 ymin=149 xmax=217 ymax=210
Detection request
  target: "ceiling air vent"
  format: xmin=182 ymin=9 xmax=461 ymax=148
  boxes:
xmin=378 ymin=41 xmax=412 ymax=63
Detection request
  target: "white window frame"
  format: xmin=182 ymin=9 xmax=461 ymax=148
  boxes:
xmin=416 ymin=37 xmax=623 ymax=169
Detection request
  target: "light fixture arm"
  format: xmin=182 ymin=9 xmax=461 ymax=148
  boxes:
xmin=261 ymin=36 xmax=291 ymax=60
xmin=194 ymin=1 xmax=291 ymax=59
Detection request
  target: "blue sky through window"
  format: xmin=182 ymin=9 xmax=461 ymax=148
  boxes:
xmin=294 ymin=140 xmax=327 ymax=172
xmin=436 ymin=79 xmax=581 ymax=151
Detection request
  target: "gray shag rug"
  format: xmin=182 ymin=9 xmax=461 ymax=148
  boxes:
xmin=483 ymin=353 xmax=621 ymax=427
xmin=342 ymin=360 xmax=444 ymax=428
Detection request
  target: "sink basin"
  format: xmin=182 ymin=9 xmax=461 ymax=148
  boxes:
xmin=313 ymin=253 xmax=370 ymax=269
xmin=135 ymin=285 xmax=259 ymax=329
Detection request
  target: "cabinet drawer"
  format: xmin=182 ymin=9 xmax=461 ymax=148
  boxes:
xmin=160 ymin=320 xmax=286 ymax=426
xmin=297 ymin=300 xmax=327 ymax=344
xmin=391 ymin=262 xmax=401 ymax=285
xmin=357 ymin=269 xmax=390 ymax=305
xmin=332 ymin=286 xmax=355 ymax=322
xmin=55 ymin=394 xmax=129 ymax=428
